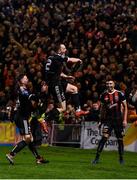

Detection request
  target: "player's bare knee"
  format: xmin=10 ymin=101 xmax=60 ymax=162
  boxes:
xmin=59 ymin=107 xmax=66 ymax=113
xmin=73 ymin=86 xmax=78 ymax=93
xmin=62 ymin=107 xmax=66 ymax=112
xmin=103 ymin=134 xmax=109 ymax=138
xmin=59 ymin=102 xmax=66 ymax=112
xmin=67 ymin=84 xmax=78 ymax=94
xmin=24 ymin=134 xmax=31 ymax=143
xmin=102 ymin=130 xmax=109 ymax=138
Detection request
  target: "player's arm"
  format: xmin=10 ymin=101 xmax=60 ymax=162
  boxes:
xmin=98 ymin=102 xmax=106 ymax=129
xmin=100 ymin=103 xmax=106 ymax=122
xmin=60 ymin=72 xmax=75 ymax=81
xmin=122 ymin=100 xmax=128 ymax=128
xmin=98 ymin=93 xmax=106 ymax=125
xmin=67 ymin=57 xmax=82 ymax=64
xmin=38 ymin=113 xmax=48 ymax=134
xmin=29 ymin=94 xmax=39 ymax=108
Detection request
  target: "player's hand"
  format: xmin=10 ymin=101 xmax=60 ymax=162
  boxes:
xmin=98 ymin=122 xmax=102 ymax=129
xmin=66 ymin=75 xmax=75 ymax=81
xmin=123 ymin=120 xmax=127 ymax=128
xmin=78 ymin=59 xmax=82 ymax=64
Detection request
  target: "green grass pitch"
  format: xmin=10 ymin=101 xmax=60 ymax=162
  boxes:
xmin=0 ymin=146 xmax=137 ymax=179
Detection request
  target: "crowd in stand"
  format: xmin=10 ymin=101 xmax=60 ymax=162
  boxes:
xmin=0 ymin=0 xmax=137 ymax=122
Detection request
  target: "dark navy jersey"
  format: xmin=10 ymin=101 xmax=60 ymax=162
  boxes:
xmin=18 ymin=87 xmax=32 ymax=117
xmin=45 ymin=54 xmax=68 ymax=84
xmin=100 ymin=89 xmax=126 ymax=120
xmin=128 ymin=91 xmax=137 ymax=113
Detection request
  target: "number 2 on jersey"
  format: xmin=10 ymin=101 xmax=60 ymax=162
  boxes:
xmin=45 ymin=59 xmax=52 ymax=71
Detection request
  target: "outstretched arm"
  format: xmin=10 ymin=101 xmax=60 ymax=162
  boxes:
xmin=67 ymin=57 xmax=82 ymax=64
xmin=60 ymin=72 xmax=75 ymax=81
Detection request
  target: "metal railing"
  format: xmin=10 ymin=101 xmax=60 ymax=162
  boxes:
xmin=49 ymin=122 xmax=82 ymax=146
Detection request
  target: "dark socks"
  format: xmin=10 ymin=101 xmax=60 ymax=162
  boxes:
xmin=118 ymin=139 xmax=124 ymax=159
xmin=28 ymin=141 xmax=40 ymax=159
xmin=10 ymin=140 xmax=27 ymax=156
xmin=95 ymin=136 xmax=108 ymax=158
xmin=10 ymin=140 xmax=41 ymax=159
xmin=71 ymin=93 xmax=81 ymax=110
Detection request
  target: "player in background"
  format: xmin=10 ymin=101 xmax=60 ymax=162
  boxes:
xmin=92 ymin=79 xmax=127 ymax=165
xmin=128 ymin=84 xmax=137 ymax=113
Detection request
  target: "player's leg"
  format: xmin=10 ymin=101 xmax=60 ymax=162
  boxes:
xmin=6 ymin=139 xmax=27 ymax=165
xmin=65 ymin=83 xmax=89 ymax=117
xmin=45 ymin=83 xmax=66 ymax=122
xmin=6 ymin=116 xmax=48 ymax=165
xmin=114 ymin=123 xmax=125 ymax=164
xmin=27 ymin=133 xmax=49 ymax=164
xmin=19 ymin=120 xmax=48 ymax=164
xmin=92 ymin=123 xmax=112 ymax=164
xmin=6 ymin=115 xmax=28 ymax=164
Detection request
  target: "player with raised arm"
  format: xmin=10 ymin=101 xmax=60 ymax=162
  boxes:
xmin=44 ymin=43 xmax=89 ymax=122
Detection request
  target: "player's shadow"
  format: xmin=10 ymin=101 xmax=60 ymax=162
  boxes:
xmin=90 ymin=166 xmax=116 ymax=172
xmin=127 ymin=165 xmax=137 ymax=168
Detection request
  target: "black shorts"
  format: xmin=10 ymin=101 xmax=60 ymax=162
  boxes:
xmin=49 ymin=81 xmax=66 ymax=104
xmin=14 ymin=111 xmax=31 ymax=135
xmin=61 ymin=79 xmax=68 ymax=92
xmin=102 ymin=120 xmax=124 ymax=138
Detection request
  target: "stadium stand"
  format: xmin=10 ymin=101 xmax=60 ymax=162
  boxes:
xmin=0 ymin=0 xmax=137 ymax=122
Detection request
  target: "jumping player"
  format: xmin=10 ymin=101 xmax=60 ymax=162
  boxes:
xmin=44 ymin=43 xmax=89 ymax=122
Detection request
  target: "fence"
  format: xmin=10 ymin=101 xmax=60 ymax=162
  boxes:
xmin=49 ymin=121 xmax=137 ymax=152
xmin=49 ymin=122 xmax=82 ymax=147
